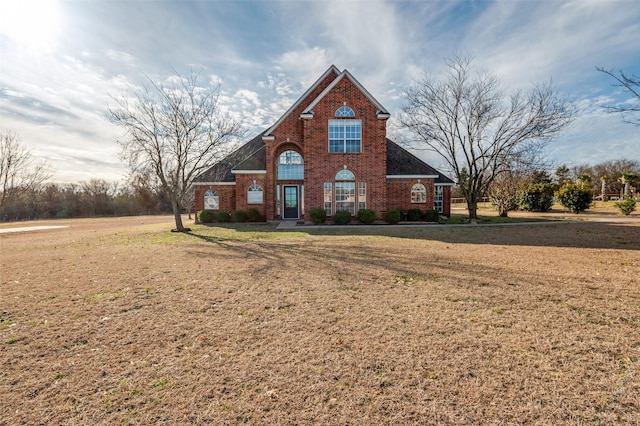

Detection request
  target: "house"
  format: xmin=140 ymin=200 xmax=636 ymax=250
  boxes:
xmin=193 ymin=65 xmax=454 ymax=222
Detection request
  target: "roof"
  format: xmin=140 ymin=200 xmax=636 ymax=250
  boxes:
xmin=194 ymin=132 xmax=266 ymax=182
xmin=195 ymin=135 xmax=454 ymax=185
xmin=386 ymin=139 xmax=455 ymax=184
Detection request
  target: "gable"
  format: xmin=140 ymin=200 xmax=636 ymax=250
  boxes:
xmin=302 ymin=69 xmax=389 ymax=118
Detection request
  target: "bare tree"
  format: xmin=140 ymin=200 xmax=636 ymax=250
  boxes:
xmin=401 ymin=55 xmax=574 ymax=222
xmin=0 ymin=130 xmax=51 ymax=210
xmin=108 ymin=70 xmax=243 ymax=231
xmin=596 ymin=67 xmax=640 ymax=126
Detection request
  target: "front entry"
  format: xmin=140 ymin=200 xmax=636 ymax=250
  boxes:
xmin=283 ymin=186 xmax=299 ymax=219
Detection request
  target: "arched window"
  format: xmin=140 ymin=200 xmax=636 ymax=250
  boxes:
xmin=247 ymin=183 xmax=263 ymax=204
xmin=335 ymin=106 xmax=355 ymax=117
xmin=335 ymin=169 xmax=356 ymax=214
xmin=335 ymin=169 xmax=355 ymax=180
xmin=277 ymin=150 xmax=304 ymax=180
xmin=204 ymin=189 xmax=219 ymax=210
xmin=411 ymin=183 xmax=426 ymax=203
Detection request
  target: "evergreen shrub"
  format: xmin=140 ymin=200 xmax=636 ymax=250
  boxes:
xmin=198 ymin=210 xmax=214 ymax=224
xmin=333 ymin=210 xmax=352 ymax=225
xmin=357 ymin=209 xmax=376 ymax=224
xmin=310 ymin=208 xmax=326 ymax=224
xmin=385 ymin=208 xmax=402 ymax=224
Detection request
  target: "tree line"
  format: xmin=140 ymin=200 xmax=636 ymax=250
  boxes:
xmin=0 ymin=175 xmax=175 ymax=222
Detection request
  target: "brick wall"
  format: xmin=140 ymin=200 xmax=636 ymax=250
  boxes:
xmin=300 ymin=76 xmax=389 ymax=220
xmin=386 ymin=178 xmax=436 ymax=212
xmin=193 ymin=184 xmax=235 ymax=218
xmin=234 ymin=174 xmax=267 ymax=219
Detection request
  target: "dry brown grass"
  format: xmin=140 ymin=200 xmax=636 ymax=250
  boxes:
xmin=1 ymin=214 xmax=639 ymax=425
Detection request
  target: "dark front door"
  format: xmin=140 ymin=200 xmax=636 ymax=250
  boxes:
xmin=283 ymin=186 xmax=298 ymax=219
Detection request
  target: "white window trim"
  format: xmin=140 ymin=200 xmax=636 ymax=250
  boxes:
xmin=247 ymin=183 xmax=264 ymax=204
xmin=328 ymin=119 xmax=362 ymax=153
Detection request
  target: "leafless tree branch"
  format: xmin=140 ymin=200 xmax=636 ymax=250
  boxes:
xmin=400 ymin=54 xmax=574 ymax=221
xmin=108 ymin=69 xmax=244 ymax=231
xmin=0 ymin=130 xmax=52 ymax=209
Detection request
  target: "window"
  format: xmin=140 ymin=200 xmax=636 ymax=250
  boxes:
xmin=335 ymin=182 xmax=356 ymax=214
xmin=358 ymin=182 xmax=366 ymax=211
xmin=434 ymin=185 xmax=444 ymax=213
xmin=335 ymin=169 xmax=356 ymax=214
xmin=411 ymin=183 xmax=426 ymax=203
xmin=204 ymin=189 xmax=218 ymax=210
xmin=335 ymin=169 xmax=355 ymax=180
xmin=329 ymin=119 xmax=361 ymax=153
xmin=277 ymin=150 xmax=304 ymax=180
xmin=335 ymin=106 xmax=355 ymax=117
xmin=247 ymin=183 xmax=263 ymax=204
xmin=324 ymin=183 xmax=332 ymax=216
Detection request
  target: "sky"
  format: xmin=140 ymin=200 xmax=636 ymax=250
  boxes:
xmin=1 ymin=0 xmax=639 ymax=184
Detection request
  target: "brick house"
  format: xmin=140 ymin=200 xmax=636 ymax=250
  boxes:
xmin=193 ymin=65 xmax=454 ymax=222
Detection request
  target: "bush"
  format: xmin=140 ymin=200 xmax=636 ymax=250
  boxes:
xmin=216 ymin=210 xmax=231 ymax=222
xmin=519 ymin=183 xmax=555 ymax=212
xmin=233 ymin=210 xmax=247 ymax=222
xmin=556 ymin=184 xmax=593 ymax=214
xmin=357 ymin=208 xmax=376 ymax=224
xmin=614 ymin=196 xmax=637 ymax=216
xmin=333 ymin=210 xmax=352 ymax=225
xmin=384 ymin=208 xmax=402 ymax=224
xmin=310 ymin=208 xmax=326 ymax=224
xmin=197 ymin=210 xmax=214 ymax=224
xmin=247 ymin=207 xmax=262 ymax=222
xmin=407 ymin=208 xmax=422 ymax=221
xmin=424 ymin=209 xmax=439 ymax=222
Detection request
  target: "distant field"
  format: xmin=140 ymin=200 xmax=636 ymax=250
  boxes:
xmin=1 ymin=215 xmax=639 ymax=425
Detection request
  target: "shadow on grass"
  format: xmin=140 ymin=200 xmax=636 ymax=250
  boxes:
xmin=193 ymin=220 xmax=640 ymax=251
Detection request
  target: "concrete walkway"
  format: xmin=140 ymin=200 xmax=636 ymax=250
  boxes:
xmin=276 ymin=220 xmax=299 ymax=230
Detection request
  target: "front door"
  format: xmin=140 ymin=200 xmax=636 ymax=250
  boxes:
xmin=283 ymin=186 xmax=299 ymax=219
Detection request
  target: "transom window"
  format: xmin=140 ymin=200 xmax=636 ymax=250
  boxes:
xmin=335 ymin=169 xmax=355 ymax=180
xmin=411 ymin=183 xmax=427 ymax=203
xmin=329 ymin=119 xmax=362 ymax=153
xmin=204 ymin=189 xmax=219 ymax=210
xmin=335 ymin=106 xmax=355 ymax=117
xmin=247 ymin=183 xmax=263 ymax=204
xmin=277 ymin=150 xmax=304 ymax=180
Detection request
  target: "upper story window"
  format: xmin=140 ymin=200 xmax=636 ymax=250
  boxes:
xmin=277 ymin=150 xmax=304 ymax=180
xmin=204 ymin=189 xmax=219 ymax=210
xmin=247 ymin=183 xmax=263 ymax=204
xmin=411 ymin=183 xmax=426 ymax=203
xmin=329 ymin=119 xmax=362 ymax=153
xmin=335 ymin=106 xmax=355 ymax=117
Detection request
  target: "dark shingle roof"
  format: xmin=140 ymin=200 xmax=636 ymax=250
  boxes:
xmin=194 ymin=132 xmax=266 ymax=182
xmin=195 ymin=134 xmax=453 ymax=185
xmin=386 ymin=139 xmax=454 ymax=184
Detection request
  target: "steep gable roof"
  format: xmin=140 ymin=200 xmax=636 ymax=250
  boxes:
xmin=194 ymin=132 xmax=266 ymax=183
xmin=302 ymin=69 xmax=389 ymax=116
xmin=264 ymin=65 xmax=340 ymax=137
xmin=386 ymin=139 xmax=455 ymax=184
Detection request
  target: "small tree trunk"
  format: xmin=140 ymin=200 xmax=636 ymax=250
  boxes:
xmin=467 ymin=202 xmax=478 ymax=224
xmin=172 ymin=201 xmax=185 ymax=232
